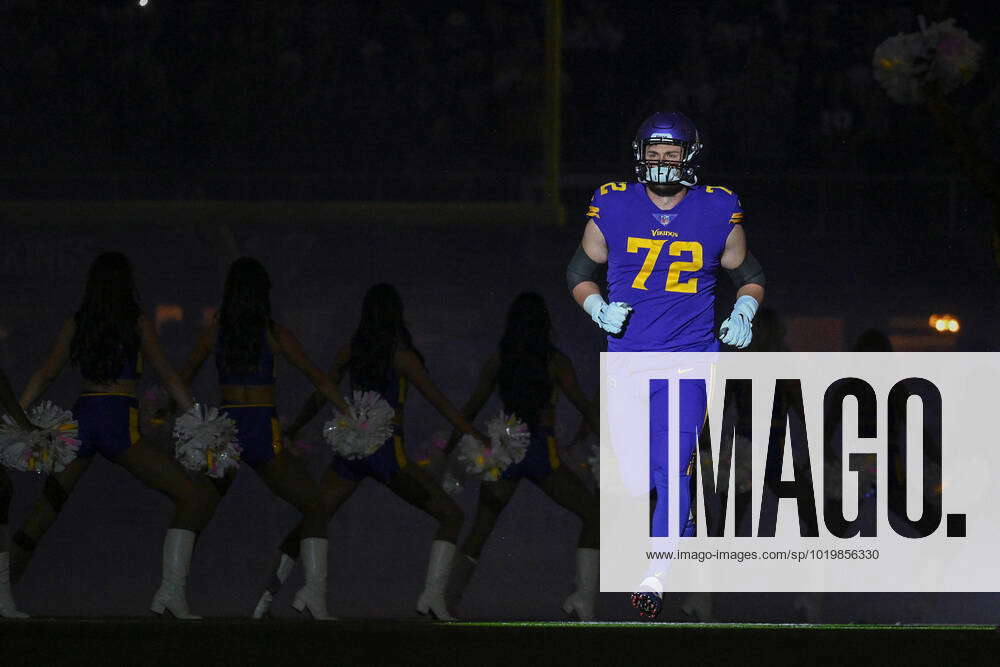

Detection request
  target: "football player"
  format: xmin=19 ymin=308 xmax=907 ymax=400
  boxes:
xmin=565 ymin=112 xmax=765 ymax=618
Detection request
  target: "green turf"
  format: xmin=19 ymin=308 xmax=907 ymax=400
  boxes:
xmin=455 ymin=621 xmax=994 ymax=630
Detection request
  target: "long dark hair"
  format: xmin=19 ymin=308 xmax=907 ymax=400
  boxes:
xmin=348 ymin=283 xmax=423 ymax=391
xmin=70 ymin=251 xmax=142 ymax=384
xmin=497 ymin=292 xmax=555 ymax=428
xmin=217 ymin=257 xmax=273 ymax=376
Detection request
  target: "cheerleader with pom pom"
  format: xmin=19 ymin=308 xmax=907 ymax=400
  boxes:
xmin=322 ymin=390 xmax=397 ymax=462
xmin=444 ymin=292 xmax=600 ymax=620
xmin=454 ymin=411 xmax=532 ymax=483
xmin=269 ymin=283 xmax=488 ymax=621
xmin=10 ymin=252 xmax=213 ymax=618
xmin=173 ymin=257 xmax=352 ymax=620
xmin=873 ymin=17 xmax=983 ymax=106
xmin=872 ymin=18 xmax=1000 ymax=270
xmin=0 ymin=401 xmax=81 ymax=476
xmin=0 ymin=367 xmax=38 ymax=618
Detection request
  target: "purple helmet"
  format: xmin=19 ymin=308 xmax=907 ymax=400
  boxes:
xmin=632 ymin=112 xmax=702 ymax=186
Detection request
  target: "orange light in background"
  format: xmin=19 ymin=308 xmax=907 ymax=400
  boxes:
xmin=155 ymin=305 xmax=184 ymax=333
xmin=929 ymin=314 xmax=960 ymax=334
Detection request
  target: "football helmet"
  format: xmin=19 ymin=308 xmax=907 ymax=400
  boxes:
xmin=633 ymin=112 xmax=702 ymax=186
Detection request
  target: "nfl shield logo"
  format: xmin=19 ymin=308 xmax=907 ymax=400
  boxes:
xmin=654 ymin=213 xmax=677 ymax=226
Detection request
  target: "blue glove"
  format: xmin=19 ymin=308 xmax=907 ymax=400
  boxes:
xmin=583 ymin=294 xmax=632 ymax=335
xmin=719 ymin=295 xmax=758 ymax=348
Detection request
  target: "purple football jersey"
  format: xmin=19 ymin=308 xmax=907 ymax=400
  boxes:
xmin=590 ymin=182 xmax=742 ymax=352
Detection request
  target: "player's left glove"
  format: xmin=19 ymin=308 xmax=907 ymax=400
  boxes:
xmin=719 ymin=295 xmax=758 ymax=349
xmin=583 ymin=294 xmax=632 ymax=335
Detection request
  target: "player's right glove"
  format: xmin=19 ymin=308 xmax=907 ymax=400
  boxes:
xmin=583 ymin=294 xmax=632 ymax=335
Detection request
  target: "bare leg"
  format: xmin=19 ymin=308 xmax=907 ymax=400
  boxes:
xmin=384 ymin=465 xmax=467 ymax=620
xmin=536 ymin=467 xmax=599 ymax=549
xmin=459 ymin=478 xmax=518 ymax=560
xmin=384 ymin=464 xmax=464 ymax=542
xmin=537 ymin=467 xmax=600 ymax=620
xmin=273 ymin=464 xmax=360 ymax=620
xmin=10 ymin=457 xmax=92 ymax=582
xmin=279 ymin=465 xmax=362 ymax=555
xmin=205 ymin=469 xmax=236 ymax=500
xmin=113 ymin=439 xmax=218 ymax=619
xmin=0 ymin=467 xmax=27 ymax=617
xmin=257 ymin=452 xmax=328 ymax=538
xmin=445 ymin=478 xmax=518 ymax=616
xmin=191 ymin=469 xmax=235 ymax=532
xmin=113 ymin=440 xmax=217 ymax=531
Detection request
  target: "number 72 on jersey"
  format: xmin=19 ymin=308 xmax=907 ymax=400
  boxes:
xmin=627 ymin=238 xmax=703 ymax=293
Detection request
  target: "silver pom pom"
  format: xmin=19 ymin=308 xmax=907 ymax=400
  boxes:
xmin=873 ymin=18 xmax=982 ymax=105
xmin=0 ymin=401 xmax=80 ymax=474
xmin=456 ymin=412 xmax=531 ymax=481
xmin=324 ymin=391 xmax=396 ymax=460
xmin=173 ymin=403 xmax=242 ymax=478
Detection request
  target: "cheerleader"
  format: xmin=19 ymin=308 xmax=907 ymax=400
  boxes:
xmin=264 ymin=283 xmax=487 ymax=621
xmin=446 ymin=292 xmax=600 ymax=619
xmin=11 ymin=252 xmax=212 ymax=618
xmin=174 ymin=257 xmax=351 ymax=620
xmin=0 ymin=367 xmax=36 ymax=618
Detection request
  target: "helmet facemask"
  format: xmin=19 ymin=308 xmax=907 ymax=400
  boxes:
xmin=633 ymin=138 xmax=701 ymax=188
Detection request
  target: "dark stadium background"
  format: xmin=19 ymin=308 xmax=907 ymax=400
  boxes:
xmin=1 ymin=0 xmax=998 ymax=623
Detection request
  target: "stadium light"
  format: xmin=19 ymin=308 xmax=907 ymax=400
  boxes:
xmin=929 ymin=314 xmax=960 ymax=334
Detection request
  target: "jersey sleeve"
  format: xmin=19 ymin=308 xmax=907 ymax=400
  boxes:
xmin=587 ymin=182 xmax=628 ymax=241
xmin=728 ymin=192 xmax=744 ymax=225
xmin=586 ymin=189 xmax=602 ymax=224
xmin=586 ymin=187 xmax=612 ymax=243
